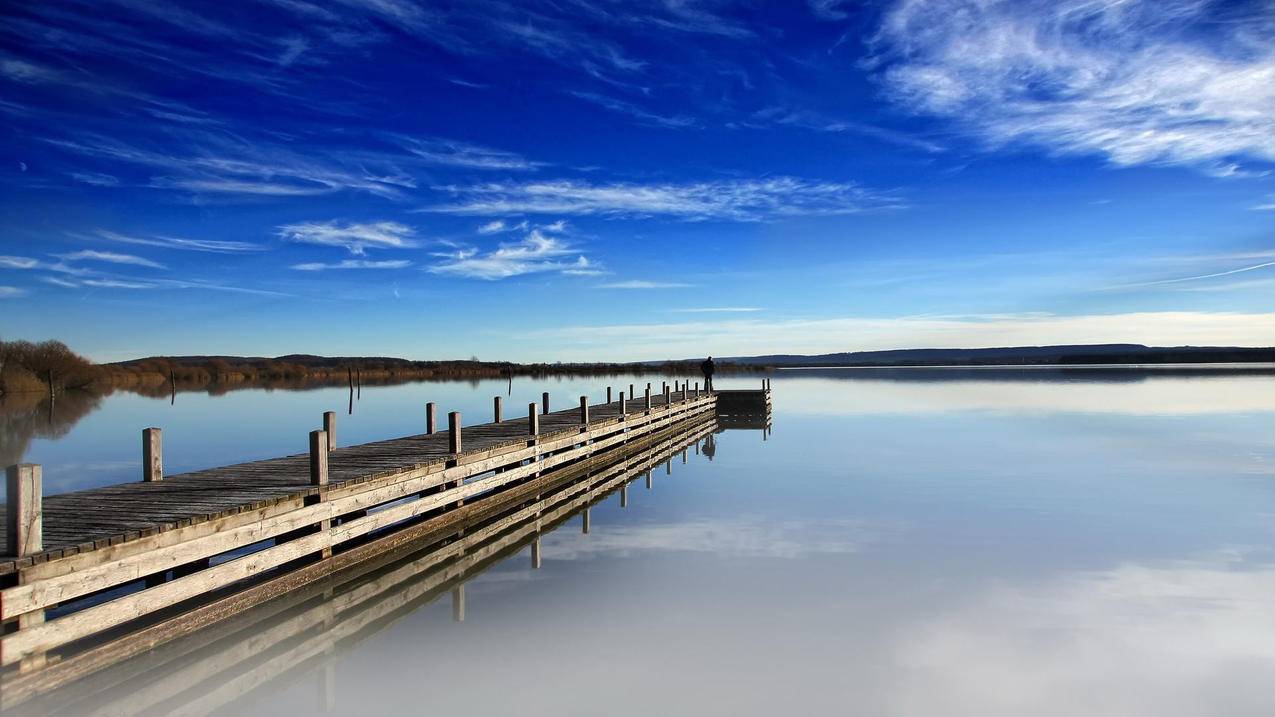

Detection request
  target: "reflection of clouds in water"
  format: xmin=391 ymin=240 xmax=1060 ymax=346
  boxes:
xmin=778 ymin=375 xmax=1275 ymax=416
xmin=540 ymin=516 xmax=897 ymax=560
xmin=896 ymin=557 xmax=1275 ymax=716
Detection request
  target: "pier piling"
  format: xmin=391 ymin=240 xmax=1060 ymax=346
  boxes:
xmin=142 ymin=427 xmax=163 ymax=482
xmin=323 ymin=411 xmax=336 ymax=451
xmin=5 ymin=464 xmax=42 ymax=558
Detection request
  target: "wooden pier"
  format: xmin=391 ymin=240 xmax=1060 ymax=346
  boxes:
xmin=0 ymin=380 xmax=770 ymax=699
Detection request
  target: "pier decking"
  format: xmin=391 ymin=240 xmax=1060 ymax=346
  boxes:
xmin=0 ymin=382 xmax=770 ymax=686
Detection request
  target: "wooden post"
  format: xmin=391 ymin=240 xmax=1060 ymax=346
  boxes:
xmin=606 ymin=386 xmax=613 ymax=403
xmin=6 ymin=464 xmax=42 ymax=558
xmin=542 ymin=391 xmax=550 ymax=416
xmin=493 ymin=396 xmax=503 ymax=423
xmin=619 ymin=391 xmax=626 ymax=418
xmin=310 ymin=430 xmax=328 ymax=486
xmin=448 ymin=411 xmax=462 ymax=454
xmin=645 ymin=386 xmax=652 ymax=412
xmin=629 ymin=383 xmax=634 ymax=399
xmin=579 ymin=396 xmax=589 ymax=425
xmin=426 ymin=402 xmax=437 ymax=435
xmin=323 ymin=411 xmax=336 ymax=451
xmin=695 ymin=381 xmax=700 ymax=397
xmin=142 ymin=427 xmax=163 ymax=482
xmin=528 ymin=402 xmax=539 ymax=435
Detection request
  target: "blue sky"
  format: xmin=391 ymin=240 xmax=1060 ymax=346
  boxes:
xmin=1 ymin=0 xmax=1272 ymax=362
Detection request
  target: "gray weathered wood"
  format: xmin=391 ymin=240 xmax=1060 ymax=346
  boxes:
xmin=542 ymin=391 xmax=550 ymax=416
xmin=309 ymin=431 xmax=328 ymax=486
xmin=142 ymin=428 xmax=162 ymax=483
xmin=528 ymin=403 xmax=538 ymax=435
xmin=6 ymin=464 xmax=42 ymax=558
xmin=323 ymin=412 xmax=336 ymax=451
xmin=448 ymin=412 xmax=462 ymax=454
xmin=426 ymin=402 xmax=437 ymax=435
xmin=579 ymin=396 xmax=589 ymax=424
xmin=493 ymin=396 xmax=503 ymax=423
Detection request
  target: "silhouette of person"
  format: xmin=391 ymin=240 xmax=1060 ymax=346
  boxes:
xmin=700 ymin=355 xmax=715 ymax=391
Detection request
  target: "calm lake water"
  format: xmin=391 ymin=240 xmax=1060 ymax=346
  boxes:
xmin=6 ymin=367 xmax=1275 ymax=715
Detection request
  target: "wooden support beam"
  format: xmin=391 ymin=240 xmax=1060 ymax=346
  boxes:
xmin=323 ymin=411 xmax=336 ymax=451
xmin=448 ymin=412 xmax=462 ymax=454
xmin=619 ymin=391 xmax=626 ymax=418
xmin=579 ymin=396 xmax=589 ymax=425
xmin=142 ymin=427 xmax=163 ymax=482
xmin=542 ymin=391 xmax=550 ymax=417
xmin=493 ymin=396 xmax=503 ymax=424
xmin=645 ymin=386 xmax=652 ymax=412
xmin=528 ymin=403 xmax=538 ymax=435
xmin=606 ymin=386 xmax=612 ymax=403
xmin=310 ymin=431 xmax=328 ymax=486
xmin=6 ymin=464 xmax=42 ymax=558
xmin=426 ymin=402 xmax=437 ymax=435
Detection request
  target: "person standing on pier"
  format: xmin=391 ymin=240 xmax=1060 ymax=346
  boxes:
xmin=700 ymin=356 xmax=715 ymax=391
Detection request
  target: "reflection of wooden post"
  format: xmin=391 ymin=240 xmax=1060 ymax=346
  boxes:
xmin=582 ymin=508 xmax=590 ymax=534
xmin=426 ymin=402 xmax=437 ymax=435
xmin=452 ymin=585 xmax=465 ymax=622
xmin=323 ymin=411 xmax=336 ymax=451
xmin=321 ymin=662 xmax=336 ymax=712
xmin=6 ymin=464 xmax=42 ymax=558
xmin=493 ymin=396 xmax=503 ymax=423
xmin=448 ymin=412 xmax=462 ymax=454
xmin=666 ymin=459 xmax=672 ymax=475
xmin=142 ymin=427 xmax=163 ymax=482
xmin=645 ymin=471 xmax=652 ymax=490
xmin=531 ymin=537 xmax=542 ymax=569
xmin=620 ymin=485 xmax=628 ymax=508
xmin=542 ymin=391 xmax=550 ymax=416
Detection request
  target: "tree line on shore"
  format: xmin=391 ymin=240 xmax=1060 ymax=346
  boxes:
xmin=0 ymin=338 xmax=763 ymax=397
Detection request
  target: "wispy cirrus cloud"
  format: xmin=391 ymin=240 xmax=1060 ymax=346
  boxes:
xmin=873 ymin=0 xmax=1275 ymax=175
xmin=278 ymin=220 xmax=417 ymax=255
xmin=0 ymin=286 xmax=28 ymax=298
xmin=291 ymin=259 xmax=412 ymax=271
xmin=567 ymin=91 xmax=698 ymax=129
xmin=597 ymin=280 xmax=694 ymax=289
xmin=671 ymin=307 xmax=763 ymax=313
xmin=429 ymin=230 xmax=597 ymax=280
xmin=399 ymin=136 xmax=544 ymax=171
xmin=93 ymin=229 xmax=262 ymax=253
xmin=425 ymin=177 xmax=902 ymax=220
xmin=58 ymin=249 xmax=165 ymax=269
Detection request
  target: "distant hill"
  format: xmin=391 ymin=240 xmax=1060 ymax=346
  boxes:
xmin=722 ymin=344 xmax=1275 ymax=367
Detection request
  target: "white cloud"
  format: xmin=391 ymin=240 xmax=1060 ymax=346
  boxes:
xmin=426 ymin=177 xmax=901 ymax=220
xmin=596 ymin=280 xmax=694 ymax=289
xmin=291 ymin=259 xmax=412 ymax=271
xmin=82 ymin=278 xmax=156 ymax=289
xmin=69 ymin=172 xmax=121 ymax=186
xmin=477 ymin=220 xmax=507 ymax=234
xmin=671 ymin=307 xmax=764 ymax=313
xmin=278 ymin=220 xmax=417 ymax=255
xmin=0 ymin=286 xmax=28 ymax=298
xmin=519 ymin=311 xmax=1275 ymax=361
xmin=808 ymin=0 xmax=852 ymax=21
xmin=567 ymin=90 xmax=698 ymax=129
xmin=0 ymin=255 xmax=40 ymax=269
xmin=399 ymin=136 xmax=543 ymax=170
xmin=1252 ymin=195 xmax=1275 ymax=211
xmin=41 ymin=277 xmax=80 ymax=289
xmin=58 ymin=250 xmax=166 ymax=269
xmin=874 ymin=0 xmax=1275 ymax=174
xmin=94 ymin=229 xmax=261 ymax=253
xmin=429 ymin=230 xmax=593 ymax=280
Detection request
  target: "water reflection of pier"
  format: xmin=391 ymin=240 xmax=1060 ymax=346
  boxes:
xmin=4 ymin=414 xmax=746 ymax=715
